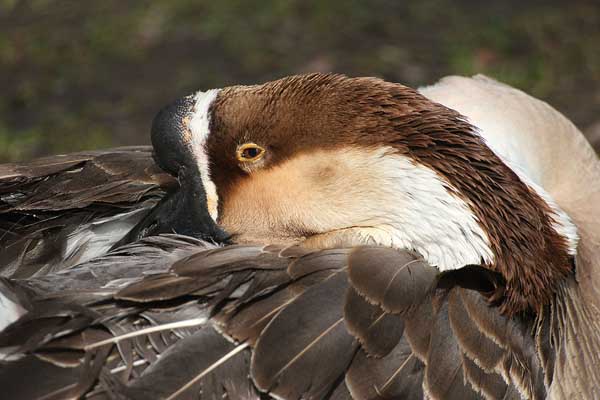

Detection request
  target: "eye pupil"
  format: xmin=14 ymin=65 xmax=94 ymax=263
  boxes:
xmin=237 ymin=143 xmax=265 ymax=163
xmin=243 ymin=147 xmax=259 ymax=158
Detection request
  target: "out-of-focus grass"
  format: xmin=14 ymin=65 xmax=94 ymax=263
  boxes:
xmin=0 ymin=129 xmax=41 ymax=162
xmin=0 ymin=127 xmax=112 ymax=162
xmin=1 ymin=0 xmax=599 ymax=162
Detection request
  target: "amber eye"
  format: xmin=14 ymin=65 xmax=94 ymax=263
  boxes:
xmin=236 ymin=143 xmax=265 ymax=162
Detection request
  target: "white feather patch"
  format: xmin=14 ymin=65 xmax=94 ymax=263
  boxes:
xmin=64 ymin=207 xmax=149 ymax=264
xmin=362 ymin=149 xmax=495 ymax=270
xmin=189 ymin=89 xmax=221 ymax=221
xmin=0 ymin=289 xmax=25 ymax=332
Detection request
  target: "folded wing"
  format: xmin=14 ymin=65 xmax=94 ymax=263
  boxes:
xmin=0 ymin=235 xmax=553 ymax=399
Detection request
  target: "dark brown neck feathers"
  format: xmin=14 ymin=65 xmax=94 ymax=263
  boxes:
xmin=361 ymin=81 xmax=574 ymax=315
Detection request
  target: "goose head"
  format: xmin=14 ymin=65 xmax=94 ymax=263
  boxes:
xmin=151 ymin=73 xmax=578 ymax=315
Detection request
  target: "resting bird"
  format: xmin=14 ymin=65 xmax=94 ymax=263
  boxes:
xmin=0 ymin=74 xmax=599 ymax=400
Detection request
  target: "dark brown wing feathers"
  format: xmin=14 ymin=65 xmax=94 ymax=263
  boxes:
xmin=0 ymin=238 xmax=554 ymax=399
xmin=344 ymin=286 xmax=405 ymax=358
xmin=345 ymin=338 xmax=424 ymax=400
xmin=347 ymin=247 xmax=437 ymax=314
xmin=0 ymin=147 xmax=175 ymax=278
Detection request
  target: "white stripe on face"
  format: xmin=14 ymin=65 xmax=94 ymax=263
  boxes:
xmin=188 ymin=89 xmax=221 ymax=221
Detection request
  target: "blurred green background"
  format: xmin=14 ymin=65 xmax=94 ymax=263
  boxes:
xmin=1 ymin=0 xmax=599 ymax=162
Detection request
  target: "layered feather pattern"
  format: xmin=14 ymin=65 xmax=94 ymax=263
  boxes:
xmin=0 ymin=146 xmax=176 ymax=278
xmin=0 ymin=235 xmax=553 ymax=399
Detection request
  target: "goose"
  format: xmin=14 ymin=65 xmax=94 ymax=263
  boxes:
xmin=0 ymin=73 xmax=598 ymax=400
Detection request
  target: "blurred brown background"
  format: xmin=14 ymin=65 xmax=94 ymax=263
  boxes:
xmin=1 ymin=0 xmax=599 ymax=162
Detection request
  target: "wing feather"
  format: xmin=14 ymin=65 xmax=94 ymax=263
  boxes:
xmin=345 ymin=338 xmax=424 ymax=400
xmin=0 ymin=147 xmax=175 ymax=278
xmin=0 ymin=238 xmax=554 ymax=399
xmin=251 ymin=271 xmax=359 ymax=399
xmin=348 ymin=246 xmax=437 ymax=314
xmin=344 ymin=285 xmax=404 ymax=358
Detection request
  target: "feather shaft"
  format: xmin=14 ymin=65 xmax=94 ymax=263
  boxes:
xmin=84 ymin=318 xmax=207 ymax=350
xmin=164 ymin=342 xmax=249 ymax=400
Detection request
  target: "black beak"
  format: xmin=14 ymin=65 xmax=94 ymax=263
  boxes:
xmin=150 ymin=95 xmax=197 ymax=176
xmin=114 ymin=95 xmax=230 ymax=248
